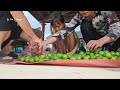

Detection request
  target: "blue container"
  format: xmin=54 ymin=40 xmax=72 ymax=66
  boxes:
xmin=15 ymin=47 xmax=24 ymax=53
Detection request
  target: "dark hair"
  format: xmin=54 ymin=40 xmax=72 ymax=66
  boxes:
xmin=51 ymin=11 xmax=65 ymax=26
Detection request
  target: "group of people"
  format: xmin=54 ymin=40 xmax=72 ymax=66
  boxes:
xmin=0 ymin=11 xmax=120 ymax=62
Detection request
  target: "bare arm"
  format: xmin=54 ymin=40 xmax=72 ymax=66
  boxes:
xmin=44 ymin=37 xmax=57 ymax=45
xmin=42 ymin=37 xmax=58 ymax=51
xmin=99 ymin=36 xmax=112 ymax=44
xmin=10 ymin=11 xmax=42 ymax=43
xmin=87 ymin=11 xmax=120 ymax=50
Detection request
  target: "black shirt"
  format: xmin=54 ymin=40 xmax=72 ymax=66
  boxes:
xmin=0 ymin=11 xmax=17 ymax=31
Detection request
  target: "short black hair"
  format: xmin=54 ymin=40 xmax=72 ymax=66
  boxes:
xmin=51 ymin=11 xmax=65 ymax=26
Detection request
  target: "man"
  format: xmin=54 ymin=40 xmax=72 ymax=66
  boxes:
xmin=2 ymin=28 xmax=42 ymax=60
xmin=0 ymin=11 xmax=42 ymax=62
xmin=43 ymin=11 xmax=120 ymax=52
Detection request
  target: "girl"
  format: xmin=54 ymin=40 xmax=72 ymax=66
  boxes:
xmin=43 ymin=11 xmax=80 ymax=54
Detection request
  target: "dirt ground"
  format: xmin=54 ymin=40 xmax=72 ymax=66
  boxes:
xmin=0 ymin=64 xmax=120 ymax=79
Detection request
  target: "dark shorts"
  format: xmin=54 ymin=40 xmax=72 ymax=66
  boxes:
xmin=10 ymin=26 xmax=22 ymax=40
xmin=0 ymin=11 xmax=17 ymax=31
xmin=2 ymin=26 xmax=22 ymax=48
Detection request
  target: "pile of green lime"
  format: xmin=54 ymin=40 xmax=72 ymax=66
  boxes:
xmin=19 ymin=50 xmax=120 ymax=63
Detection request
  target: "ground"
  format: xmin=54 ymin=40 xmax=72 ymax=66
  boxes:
xmin=0 ymin=64 xmax=120 ymax=79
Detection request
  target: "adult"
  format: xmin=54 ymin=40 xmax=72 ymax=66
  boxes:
xmin=0 ymin=11 xmax=42 ymax=62
xmin=43 ymin=11 xmax=120 ymax=52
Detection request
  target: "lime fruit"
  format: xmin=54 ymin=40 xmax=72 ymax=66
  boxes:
xmin=62 ymin=54 xmax=68 ymax=60
xmin=29 ymin=57 xmax=35 ymax=63
xmin=20 ymin=56 xmax=25 ymax=62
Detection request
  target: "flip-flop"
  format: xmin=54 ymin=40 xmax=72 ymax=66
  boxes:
xmin=0 ymin=51 xmax=13 ymax=63
xmin=8 ymin=52 xmax=18 ymax=59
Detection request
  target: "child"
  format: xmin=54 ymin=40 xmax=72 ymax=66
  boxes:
xmin=43 ymin=11 xmax=80 ymax=54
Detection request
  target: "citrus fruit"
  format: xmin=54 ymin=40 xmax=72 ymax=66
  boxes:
xmin=70 ymin=56 xmax=76 ymax=60
xmin=62 ymin=54 xmax=68 ymax=60
xmin=104 ymin=53 xmax=112 ymax=59
xmin=76 ymin=56 xmax=82 ymax=60
xmin=89 ymin=53 xmax=94 ymax=56
xmin=29 ymin=57 xmax=35 ymax=63
xmin=25 ymin=57 xmax=30 ymax=62
xmin=34 ymin=57 xmax=39 ymax=62
xmin=99 ymin=51 xmax=104 ymax=56
xmin=20 ymin=56 xmax=25 ymax=62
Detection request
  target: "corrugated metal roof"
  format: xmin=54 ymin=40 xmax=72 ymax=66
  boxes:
xmin=29 ymin=11 xmax=78 ymax=23
xmin=29 ymin=11 xmax=120 ymax=23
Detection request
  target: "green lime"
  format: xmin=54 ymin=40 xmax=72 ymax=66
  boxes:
xmin=86 ymin=55 xmax=90 ymax=59
xmin=76 ymin=56 xmax=82 ymax=60
xmin=39 ymin=59 xmax=44 ymax=62
xmin=104 ymin=50 xmax=109 ymax=54
xmin=95 ymin=56 xmax=103 ymax=59
xmin=104 ymin=53 xmax=112 ymax=59
xmin=79 ymin=51 xmax=85 ymax=55
xmin=117 ymin=57 xmax=120 ymax=60
xmin=74 ymin=54 xmax=78 ymax=58
xmin=39 ymin=55 xmax=46 ymax=59
xmin=44 ymin=57 xmax=49 ymax=61
xmin=56 ymin=53 xmax=63 ymax=58
xmin=111 ymin=57 xmax=117 ymax=60
xmin=95 ymin=54 xmax=100 ymax=57
xmin=94 ymin=49 xmax=101 ymax=54
xmin=110 ymin=51 xmax=115 ymax=56
xmin=20 ymin=57 xmax=25 ymax=62
xmin=90 ymin=56 xmax=96 ymax=59
xmin=53 ymin=56 xmax=59 ymax=60
xmin=83 ymin=56 xmax=89 ymax=60
xmin=34 ymin=56 xmax=39 ymax=58
xmin=47 ymin=54 xmax=52 ymax=59
xmin=89 ymin=50 xmax=95 ymax=53
xmin=29 ymin=58 xmax=35 ymax=63
xmin=47 ymin=54 xmax=53 ymax=60
xmin=67 ymin=54 xmax=73 ymax=59
xmin=99 ymin=51 xmax=104 ymax=56
xmin=34 ymin=57 xmax=39 ymax=62
xmin=25 ymin=57 xmax=30 ymax=62
xmin=70 ymin=56 xmax=76 ymax=60
xmin=102 ymin=57 xmax=108 ymax=60
xmin=62 ymin=54 xmax=68 ymax=60
xmin=89 ymin=53 xmax=94 ymax=56
xmin=25 ymin=55 xmax=31 ymax=59
xmin=115 ymin=52 xmax=120 ymax=56
xmin=86 ymin=51 xmax=90 ymax=55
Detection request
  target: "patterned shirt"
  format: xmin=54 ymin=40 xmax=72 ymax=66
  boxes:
xmin=51 ymin=25 xmax=73 ymax=40
xmin=55 ymin=11 xmax=120 ymax=45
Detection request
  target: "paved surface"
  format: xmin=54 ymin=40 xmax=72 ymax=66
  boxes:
xmin=0 ymin=64 xmax=120 ymax=79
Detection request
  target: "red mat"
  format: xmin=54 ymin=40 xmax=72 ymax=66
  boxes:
xmin=3 ymin=59 xmax=120 ymax=68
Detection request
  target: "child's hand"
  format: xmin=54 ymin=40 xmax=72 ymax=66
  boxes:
xmin=68 ymin=51 xmax=74 ymax=54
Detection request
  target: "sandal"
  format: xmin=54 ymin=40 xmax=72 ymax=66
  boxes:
xmin=8 ymin=52 xmax=18 ymax=59
xmin=0 ymin=51 xmax=13 ymax=63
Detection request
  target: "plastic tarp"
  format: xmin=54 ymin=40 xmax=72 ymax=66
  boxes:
xmin=3 ymin=59 xmax=120 ymax=68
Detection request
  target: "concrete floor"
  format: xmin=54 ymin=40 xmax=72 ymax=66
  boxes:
xmin=0 ymin=64 xmax=120 ymax=79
